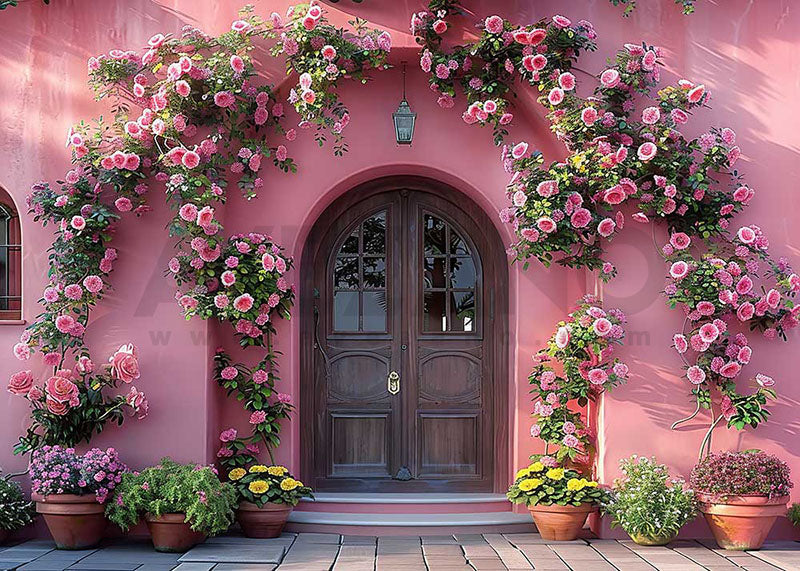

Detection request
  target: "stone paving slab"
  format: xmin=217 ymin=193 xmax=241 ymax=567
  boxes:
xmin=2 ymin=533 xmax=800 ymax=570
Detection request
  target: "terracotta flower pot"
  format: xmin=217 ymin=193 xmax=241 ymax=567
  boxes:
xmin=236 ymin=501 xmax=293 ymax=538
xmin=698 ymin=493 xmax=788 ymax=550
xmin=145 ymin=513 xmax=206 ymax=553
xmin=33 ymin=493 xmax=106 ymax=550
xmin=628 ymin=531 xmax=677 ymax=546
xmin=528 ymin=503 xmax=596 ymax=541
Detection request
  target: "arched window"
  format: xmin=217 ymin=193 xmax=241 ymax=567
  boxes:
xmin=0 ymin=187 xmax=22 ymax=320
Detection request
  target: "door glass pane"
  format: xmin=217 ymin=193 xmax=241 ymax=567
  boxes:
xmin=424 ymin=257 xmax=446 ymax=289
xmin=362 ymin=291 xmax=387 ymax=332
xmin=363 ymin=211 xmax=386 ymax=254
xmin=450 ymin=256 xmax=476 ymax=288
xmin=450 ymin=291 xmax=476 ymax=332
xmin=341 ymin=230 xmax=359 ymax=254
xmin=331 ymin=210 xmax=388 ymax=333
xmin=334 ymin=291 xmax=359 ymax=331
xmin=335 ymin=256 xmax=359 ymax=289
xmin=363 ymin=257 xmax=386 ymax=289
xmin=421 ymin=212 xmax=479 ymax=333
xmin=424 ymin=291 xmax=447 ymax=332
xmin=423 ymin=214 xmax=446 ymax=254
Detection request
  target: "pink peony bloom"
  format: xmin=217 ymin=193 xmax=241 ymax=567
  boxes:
xmin=737 ymin=302 xmax=755 ymax=321
xmin=547 ymin=87 xmax=564 ymax=105
xmin=230 ymin=55 xmax=245 ymax=73
xmin=552 ymin=14 xmax=571 ymax=28
xmin=536 ymin=180 xmax=558 ymax=197
xmin=687 ymin=365 xmax=706 ymax=385
xmin=570 ymin=208 xmax=591 ymax=228
xmin=719 ymin=361 xmax=742 ymax=378
xmin=687 ymin=84 xmax=706 ymax=103
xmin=641 ymin=106 xmax=660 ymax=125
xmin=593 ymin=318 xmax=612 ymax=337
xmin=196 ymin=206 xmax=215 ymax=227
xmin=673 ymin=334 xmax=688 ymax=353
xmin=484 ymin=15 xmax=504 ymax=34
xmin=558 ymin=72 xmax=576 ymax=91
xmin=219 ymin=428 xmax=238 ymax=442
xmin=670 ymin=232 xmax=691 ymax=250
xmin=249 ymin=410 xmax=267 ymax=425
xmin=581 ymin=107 xmax=598 ymax=126
xmin=221 ymin=366 xmax=238 ymax=380
xmin=179 ymin=203 xmax=198 ymax=222
xmin=71 ymin=216 xmax=86 ymax=231
xmin=536 ymin=217 xmax=556 ymax=233
xmin=175 ymin=80 xmax=191 ymax=98
xmin=182 ymin=150 xmax=200 ymax=169
xmin=669 ymin=261 xmax=689 ymax=279
xmin=214 ymin=91 xmax=235 ymax=108
xmin=736 ymin=226 xmax=756 ymax=244
xmin=233 ymin=293 xmax=254 ymax=312
xmin=588 ymin=368 xmax=608 ymax=385
xmin=511 ymin=142 xmax=529 ymax=159
xmin=221 ymin=271 xmax=236 ymax=287
xmin=597 ymin=218 xmax=616 ymax=237
xmin=637 ymin=142 xmax=657 ymax=161
xmin=600 ymin=68 xmax=620 ymax=88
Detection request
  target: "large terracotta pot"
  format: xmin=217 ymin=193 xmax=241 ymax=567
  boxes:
xmin=236 ymin=501 xmax=293 ymax=538
xmin=528 ymin=503 xmax=596 ymax=541
xmin=628 ymin=531 xmax=677 ymax=546
xmin=698 ymin=493 xmax=789 ymax=550
xmin=33 ymin=493 xmax=106 ymax=550
xmin=145 ymin=513 xmax=206 ymax=553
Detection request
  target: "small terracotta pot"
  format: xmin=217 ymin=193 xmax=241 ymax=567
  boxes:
xmin=33 ymin=493 xmax=106 ymax=550
xmin=698 ymin=493 xmax=788 ymax=550
xmin=628 ymin=531 xmax=677 ymax=546
xmin=528 ymin=503 xmax=596 ymax=541
xmin=145 ymin=513 xmax=206 ymax=553
xmin=144 ymin=514 xmax=206 ymax=553
xmin=236 ymin=501 xmax=293 ymax=538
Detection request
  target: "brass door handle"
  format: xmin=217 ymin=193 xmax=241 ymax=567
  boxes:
xmin=387 ymin=371 xmax=400 ymax=395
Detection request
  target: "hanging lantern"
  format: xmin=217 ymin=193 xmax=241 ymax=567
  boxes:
xmin=392 ymin=62 xmax=416 ymax=145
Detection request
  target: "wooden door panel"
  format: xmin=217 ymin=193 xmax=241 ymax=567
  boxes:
xmin=330 ymin=412 xmax=391 ymax=477
xmin=417 ymin=413 xmax=480 ymax=477
xmin=327 ymin=347 xmax=392 ymax=403
xmin=417 ymin=347 xmax=482 ymax=405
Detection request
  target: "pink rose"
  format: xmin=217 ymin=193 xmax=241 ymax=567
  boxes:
xmin=756 ymin=374 xmax=774 ymax=387
xmin=511 ymin=142 xmax=529 ymax=159
xmin=698 ymin=323 xmax=719 ymax=343
xmin=581 ymin=107 xmax=598 ymax=126
xmin=484 ymin=15 xmax=504 ymax=34
xmin=8 ymin=370 xmax=34 ymax=396
xmin=219 ymin=428 xmax=238 ymax=442
xmin=669 ymin=261 xmax=689 ymax=279
xmin=637 ymin=142 xmax=657 ymax=161
xmin=719 ymin=361 xmax=742 ymax=379
xmin=600 ymin=69 xmax=620 ymax=88
xmin=737 ymin=226 xmax=756 ymax=244
xmin=570 ymin=208 xmax=591 ymax=229
xmin=110 ymin=344 xmax=140 ymax=383
xmin=687 ymin=84 xmax=706 ymax=103
xmin=536 ymin=217 xmax=556 ymax=234
xmin=536 ymin=180 xmax=558 ymax=197
xmin=597 ymin=218 xmax=616 ymax=237
xmin=46 ymin=398 xmax=70 ymax=416
xmin=46 ymin=374 xmax=78 ymax=403
xmin=593 ymin=318 xmax=612 ymax=337
xmin=555 ymin=326 xmax=570 ymax=349
xmin=670 ymin=232 xmax=691 ymax=250
xmin=673 ymin=334 xmax=688 ymax=353
xmin=249 ymin=410 xmax=267 ymax=425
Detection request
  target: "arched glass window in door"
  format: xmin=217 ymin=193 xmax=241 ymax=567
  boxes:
xmin=422 ymin=213 xmax=477 ymax=333
xmin=332 ymin=210 xmax=387 ymax=332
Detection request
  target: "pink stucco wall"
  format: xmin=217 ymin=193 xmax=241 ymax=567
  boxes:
xmin=1 ymin=0 xmax=799 ymax=538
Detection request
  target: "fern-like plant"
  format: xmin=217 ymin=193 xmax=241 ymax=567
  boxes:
xmin=105 ymin=458 xmax=237 ymax=536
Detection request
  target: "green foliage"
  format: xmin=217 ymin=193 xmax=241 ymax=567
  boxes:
xmin=602 ymin=456 xmax=697 ymax=540
xmin=609 ymin=0 xmax=697 ymax=16
xmin=507 ymin=462 xmax=607 ymax=507
xmin=0 ymin=0 xmax=50 ymax=9
xmin=105 ymin=458 xmax=237 ymax=536
xmin=789 ymin=503 xmax=800 ymax=527
xmin=225 ymin=464 xmax=312 ymax=507
xmin=0 ymin=472 xmax=35 ymax=532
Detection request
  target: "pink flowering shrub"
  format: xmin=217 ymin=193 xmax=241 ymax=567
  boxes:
xmin=271 ymin=2 xmax=391 ymax=154
xmin=416 ymin=0 xmax=797 ymax=454
xmin=28 ymin=446 xmax=128 ymax=504
xmin=528 ymin=296 xmax=628 ymax=465
xmin=690 ymin=451 xmax=793 ymax=499
xmin=9 ymin=345 xmax=146 ymax=454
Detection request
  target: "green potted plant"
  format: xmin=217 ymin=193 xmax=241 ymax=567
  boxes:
xmin=29 ymin=446 xmax=126 ymax=549
xmin=106 ymin=458 xmax=237 ymax=552
xmin=603 ymin=455 xmax=697 ymax=545
xmin=226 ymin=463 xmax=313 ymax=538
xmin=507 ymin=460 xmax=606 ymax=541
xmin=691 ymin=450 xmax=792 ymax=550
xmin=789 ymin=503 xmax=799 ymax=531
xmin=0 ymin=471 xmax=35 ymax=544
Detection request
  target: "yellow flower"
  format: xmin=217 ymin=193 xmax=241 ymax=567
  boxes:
xmin=529 ymin=461 xmax=544 ymax=473
xmin=267 ymin=466 xmax=288 ymax=476
xmin=228 ymin=468 xmax=246 ymax=481
xmin=518 ymin=478 xmax=543 ymax=492
xmin=567 ymin=478 xmax=584 ymax=491
xmin=546 ymin=468 xmax=565 ymax=481
xmin=515 ymin=468 xmax=531 ymax=480
xmin=248 ymin=465 xmax=268 ymax=473
xmin=280 ymin=477 xmax=301 ymax=491
xmin=248 ymin=480 xmax=269 ymax=494
xmin=586 ymin=480 xmax=599 ymax=488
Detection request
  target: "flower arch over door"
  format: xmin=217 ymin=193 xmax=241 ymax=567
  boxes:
xmin=300 ymin=176 xmax=509 ymax=492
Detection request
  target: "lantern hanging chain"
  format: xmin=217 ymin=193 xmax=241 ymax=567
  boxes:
xmin=402 ymin=61 xmax=407 ymax=100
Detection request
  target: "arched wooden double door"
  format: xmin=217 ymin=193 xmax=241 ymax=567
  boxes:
xmin=300 ymin=177 xmax=508 ymax=492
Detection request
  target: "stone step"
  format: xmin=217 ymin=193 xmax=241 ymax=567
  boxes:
xmin=296 ymin=492 xmax=511 ymax=514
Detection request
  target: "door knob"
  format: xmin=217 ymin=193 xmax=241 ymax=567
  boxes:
xmin=387 ymin=371 xmax=400 ymax=395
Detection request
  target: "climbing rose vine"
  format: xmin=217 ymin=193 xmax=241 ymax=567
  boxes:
xmin=415 ymin=1 xmax=798 ymax=455
xmin=10 ymin=2 xmax=390 ymax=457
xmin=529 ymin=296 xmax=628 ymax=467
